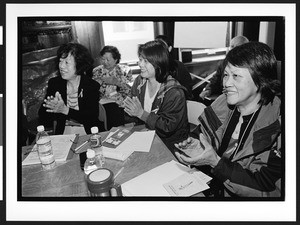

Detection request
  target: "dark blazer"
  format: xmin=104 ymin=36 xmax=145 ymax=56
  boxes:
xmin=38 ymin=75 xmax=104 ymax=134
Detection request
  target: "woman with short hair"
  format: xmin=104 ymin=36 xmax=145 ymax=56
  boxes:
xmin=175 ymin=42 xmax=282 ymax=197
xmin=93 ymin=45 xmax=132 ymax=129
xmin=93 ymin=45 xmax=132 ymax=105
xmin=38 ymin=42 xmax=104 ymax=134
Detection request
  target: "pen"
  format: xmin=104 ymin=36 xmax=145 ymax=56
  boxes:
xmin=74 ymin=140 xmax=88 ymax=152
xmin=179 ymin=181 xmax=193 ymax=190
xmin=114 ymin=167 xmax=124 ymax=180
xmin=24 ymin=144 xmax=38 ymax=155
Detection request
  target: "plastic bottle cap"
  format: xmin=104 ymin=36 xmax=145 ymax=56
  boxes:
xmin=37 ymin=125 xmax=45 ymax=132
xmin=86 ymin=149 xmax=95 ymax=158
xmin=91 ymin=127 xmax=99 ymax=134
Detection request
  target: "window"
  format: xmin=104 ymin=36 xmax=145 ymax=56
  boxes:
xmin=174 ymin=21 xmax=231 ymax=62
xmin=102 ymin=21 xmax=155 ymax=63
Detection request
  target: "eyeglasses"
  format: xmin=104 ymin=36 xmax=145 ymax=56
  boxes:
xmin=70 ymin=139 xmax=89 ymax=154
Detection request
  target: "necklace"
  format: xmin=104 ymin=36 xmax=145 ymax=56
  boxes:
xmin=67 ymin=76 xmax=80 ymax=95
xmin=232 ymin=108 xmax=260 ymax=159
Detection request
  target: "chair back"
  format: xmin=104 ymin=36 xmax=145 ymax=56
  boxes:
xmin=98 ymin=103 xmax=108 ymax=131
xmin=186 ymin=100 xmax=206 ymax=126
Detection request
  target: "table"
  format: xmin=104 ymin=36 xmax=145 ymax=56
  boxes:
xmin=21 ymin=127 xmax=178 ymax=197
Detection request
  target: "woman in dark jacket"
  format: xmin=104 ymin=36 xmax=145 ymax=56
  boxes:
xmin=124 ymin=40 xmax=189 ymax=151
xmin=38 ymin=42 xmax=104 ymax=134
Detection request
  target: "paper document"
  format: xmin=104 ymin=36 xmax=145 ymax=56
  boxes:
xmin=22 ymin=134 xmax=76 ymax=166
xmin=102 ymin=145 xmax=134 ymax=161
xmin=118 ymin=130 xmax=155 ymax=152
xmin=121 ymin=160 xmax=210 ymax=196
xmin=102 ymin=130 xmax=155 ymax=161
xmin=163 ymin=172 xmax=210 ymax=196
xmin=100 ymin=98 xmax=116 ymax=105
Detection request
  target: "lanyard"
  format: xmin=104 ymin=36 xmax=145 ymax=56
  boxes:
xmin=230 ymin=106 xmax=261 ymax=160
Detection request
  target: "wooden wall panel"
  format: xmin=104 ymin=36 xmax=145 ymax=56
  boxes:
xmin=73 ymin=21 xmax=104 ymax=67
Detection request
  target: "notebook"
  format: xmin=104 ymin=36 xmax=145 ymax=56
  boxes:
xmin=22 ymin=134 xmax=78 ymax=166
xmin=102 ymin=127 xmax=132 ymax=148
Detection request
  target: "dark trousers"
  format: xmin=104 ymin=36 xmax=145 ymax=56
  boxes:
xmin=103 ymin=102 xmax=125 ymax=130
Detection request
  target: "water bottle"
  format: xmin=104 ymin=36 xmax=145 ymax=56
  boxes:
xmin=83 ymin=149 xmax=102 ymax=176
xmin=90 ymin=127 xmax=105 ymax=168
xmin=36 ymin=125 xmax=56 ymax=170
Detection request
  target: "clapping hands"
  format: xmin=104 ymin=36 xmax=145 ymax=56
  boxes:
xmin=43 ymin=91 xmax=69 ymax=115
xmin=102 ymin=76 xmax=121 ymax=87
xmin=174 ymin=137 xmax=205 ymax=158
xmin=123 ymin=96 xmax=144 ymax=118
xmin=175 ymin=133 xmax=221 ymax=168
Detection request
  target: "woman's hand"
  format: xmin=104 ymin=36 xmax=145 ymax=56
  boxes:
xmin=175 ymin=133 xmax=221 ymax=168
xmin=174 ymin=137 xmax=205 ymax=158
xmin=102 ymin=76 xmax=121 ymax=86
xmin=43 ymin=91 xmax=69 ymax=115
xmin=105 ymin=85 xmax=117 ymax=97
xmin=123 ymin=96 xmax=144 ymax=118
